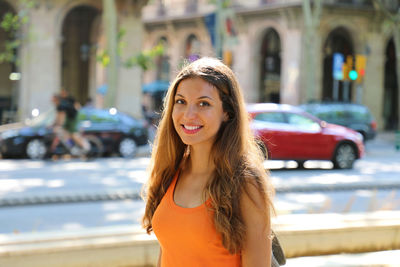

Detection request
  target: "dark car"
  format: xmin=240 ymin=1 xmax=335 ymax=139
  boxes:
xmin=299 ymin=102 xmax=377 ymax=141
xmin=248 ymin=103 xmax=364 ymax=169
xmin=0 ymin=108 xmax=149 ymax=159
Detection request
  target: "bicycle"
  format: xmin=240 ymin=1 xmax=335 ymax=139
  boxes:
xmin=48 ymin=129 xmax=103 ymax=160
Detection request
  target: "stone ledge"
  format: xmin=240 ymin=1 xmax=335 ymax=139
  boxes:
xmin=0 ymin=211 xmax=400 ymax=267
xmin=274 ymin=211 xmax=400 ymax=258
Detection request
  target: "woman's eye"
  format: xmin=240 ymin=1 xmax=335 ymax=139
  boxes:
xmin=199 ymin=101 xmax=210 ymax=107
xmin=175 ymin=99 xmax=185 ymax=104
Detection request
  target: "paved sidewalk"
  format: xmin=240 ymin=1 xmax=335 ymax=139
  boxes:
xmin=365 ymin=131 xmax=399 ymax=156
xmin=285 ymin=250 xmax=400 ymax=267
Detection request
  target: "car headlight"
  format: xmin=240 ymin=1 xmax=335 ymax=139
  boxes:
xmin=1 ymin=129 xmax=19 ymax=139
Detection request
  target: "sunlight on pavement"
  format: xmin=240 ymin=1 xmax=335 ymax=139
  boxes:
xmin=127 ymin=170 xmax=149 ymax=183
xmin=275 ymin=193 xmax=330 ymax=214
xmin=274 ymin=200 xmax=310 ymax=215
xmin=102 ymin=201 xmax=137 ymax=211
xmin=304 ymin=161 xmax=333 ymax=169
xmin=63 ymin=223 xmax=84 ymax=231
xmin=0 ymin=160 xmax=46 ymax=171
xmin=46 ymin=179 xmax=65 ymax=188
xmin=284 ymin=193 xmax=328 ymax=204
xmin=58 ymin=161 xmax=104 ymax=170
xmin=285 ymin=250 xmax=400 ymax=267
xmin=99 ymin=177 xmax=120 ymax=186
xmin=0 ymin=178 xmax=44 ymax=194
xmin=360 ymin=161 xmax=400 ymax=174
xmin=106 ymin=157 xmax=150 ymax=169
xmin=307 ymin=173 xmax=363 ymax=184
xmin=271 ymin=173 xmax=364 ymax=187
xmin=105 ymin=212 xmax=133 ymax=221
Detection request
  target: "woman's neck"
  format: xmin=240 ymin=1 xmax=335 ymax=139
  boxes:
xmin=187 ymin=144 xmax=215 ymax=178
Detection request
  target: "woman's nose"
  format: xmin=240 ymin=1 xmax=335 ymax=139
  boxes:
xmin=183 ymin=105 xmax=197 ymax=119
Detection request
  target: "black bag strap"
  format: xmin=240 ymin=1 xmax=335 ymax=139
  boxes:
xmin=271 ymin=230 xmax=286 ymax=266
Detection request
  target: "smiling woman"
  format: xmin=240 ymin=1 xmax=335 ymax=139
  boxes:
xmin=142 ymin=57 xmax=276 ymax=267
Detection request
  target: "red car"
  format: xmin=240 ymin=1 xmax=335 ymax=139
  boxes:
xmin=247 ymin=103 xmax=365 ymax=169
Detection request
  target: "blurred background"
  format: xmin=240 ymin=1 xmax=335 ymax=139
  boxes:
xmin=0 ymin=0 xmax=400 ymax=266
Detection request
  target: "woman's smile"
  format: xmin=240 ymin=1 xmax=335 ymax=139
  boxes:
xmin=181 ymin=124 xmax=203 ymax=134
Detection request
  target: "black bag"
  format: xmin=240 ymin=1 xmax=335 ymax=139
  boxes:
xmin=271 ymin=230 xmax=286 ymax=267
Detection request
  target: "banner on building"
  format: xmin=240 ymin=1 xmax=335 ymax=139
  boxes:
xmin=204 ymin=12 xmax=216 ymax=48
xmin=220 ymin=7 xmax=239 ymax=48
xmin=333 ymin=53 xmax=344 ymax=80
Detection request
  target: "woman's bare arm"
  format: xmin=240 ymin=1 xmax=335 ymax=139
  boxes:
xmin=240 ymin=183 xmax=272 ymax=267
xmin=157 ymin=247 xmax=162 ymax=267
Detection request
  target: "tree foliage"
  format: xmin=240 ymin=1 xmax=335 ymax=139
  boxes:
xmin=96 ymin=28 xmax=164 ymax=71
xmin=0 ymin=0 xmax=35 ymax=64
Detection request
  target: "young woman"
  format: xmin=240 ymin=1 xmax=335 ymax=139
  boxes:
xmin=142 ymin=57 xmax=275 ymax=266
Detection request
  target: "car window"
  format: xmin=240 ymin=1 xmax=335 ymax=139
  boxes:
xmin=78 ymin=109 xmax=120 ymax=123
xmin=286 ymin=113 xmax=320 ymax=132
xmin=27 ymin=109 xmax=56 ymax=128
xmin=254 ymin=112 xmax=286 ymax=123
xmin=347 ymin=106 xmax=370 ymax=121
xmin=119 ymin=112 xmax=139 ymax=127
xmin=312 ymin=108 xmax=349 ymax=124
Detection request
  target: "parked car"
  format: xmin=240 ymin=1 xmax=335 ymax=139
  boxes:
xmin=247 ymin=103 xmax=365 ymax=169
xmin=299 ymin=102 xmax=377 ymax=141
xmin=0 ymin=107 xmax=149 ymax=159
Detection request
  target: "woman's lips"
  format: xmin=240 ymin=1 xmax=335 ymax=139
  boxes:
xmin=181 ymin=124 xmax=203 ymax=134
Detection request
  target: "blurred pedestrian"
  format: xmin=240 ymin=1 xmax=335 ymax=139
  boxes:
xmin=142 ymin=57 xmax=275 ymax=266
xmin=50 ymin=93 xmax=64 ymax=153
xmin=52 ymin=89 xmax=89 ymax=154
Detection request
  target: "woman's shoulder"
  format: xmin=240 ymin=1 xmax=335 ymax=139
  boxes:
xmin=240 ymin=167 xmax=270 ymax=209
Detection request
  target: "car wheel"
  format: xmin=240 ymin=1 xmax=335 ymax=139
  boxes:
xmin=333 ymin=143 xmax=356 ymax=169
xmin=26 ymin=139 xmax=47 ymax=160
xmin=119 ymin=137 xmax=138 ymax=158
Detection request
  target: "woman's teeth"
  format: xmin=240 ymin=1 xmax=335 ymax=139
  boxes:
xmin=184 ymin=125 xmax=201 ymax=130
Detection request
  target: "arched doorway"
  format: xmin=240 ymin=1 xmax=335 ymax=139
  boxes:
xmin=185 ymin=34 xmax=200 ymax=62
xmin=322 ymin=27 xmax=354 ymax=102
xmin=383 ymin=38 xmax=398 ymax=130
xmin=259 ymin=28 xmax=281 ymax=103
xmin=61 ymin=5 xmax=99 ymax=105
xmin=0 ymin=1 xmax=17 ymax=124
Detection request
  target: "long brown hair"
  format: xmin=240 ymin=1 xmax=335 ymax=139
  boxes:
xmin=142 ymin=57 xmax=274 ymax=254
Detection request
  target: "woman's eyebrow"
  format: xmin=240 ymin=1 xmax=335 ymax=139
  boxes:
xmin=175 ymin=94 xmax=214 ymax=101
xmin=198 ymin=96 xmax=213 ymax=101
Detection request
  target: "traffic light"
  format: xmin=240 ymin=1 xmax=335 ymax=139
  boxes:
xmin=342 ymin=55 xmax=354 ymax=81
xmin=342 ymin=54 xmax=366 ymax=82
xmin=355 ymin=54 xmax=367 ymax=83
xmin=349 ymin=70 xmax=358 ymax=81
xmin=223 ymin=50 xmax=233 ymax=66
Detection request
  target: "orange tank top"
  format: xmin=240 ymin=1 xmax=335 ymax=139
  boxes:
xmin=152 ymin=172 xmax=241 ymax=267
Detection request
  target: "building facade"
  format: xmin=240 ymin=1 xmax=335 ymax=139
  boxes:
xmin=0 ymin=0 xmax=147 ymax=123
xmin=142 ymin=0 xmax=399 ymax=130
xmin=0 ymin=0 xmax=398 ymax=130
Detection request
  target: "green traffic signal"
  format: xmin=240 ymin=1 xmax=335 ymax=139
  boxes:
xmin=349 ymin=70 xmax=358 ymax=80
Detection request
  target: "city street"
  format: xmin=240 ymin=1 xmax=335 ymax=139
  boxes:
xmin=0 ymin=134 xmax=399 ymax=234
xmin=1 ymin=1 xmax=400 ymax=265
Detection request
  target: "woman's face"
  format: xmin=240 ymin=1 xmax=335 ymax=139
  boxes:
xmin=172 ymin=77 xmax=227 ymax=148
